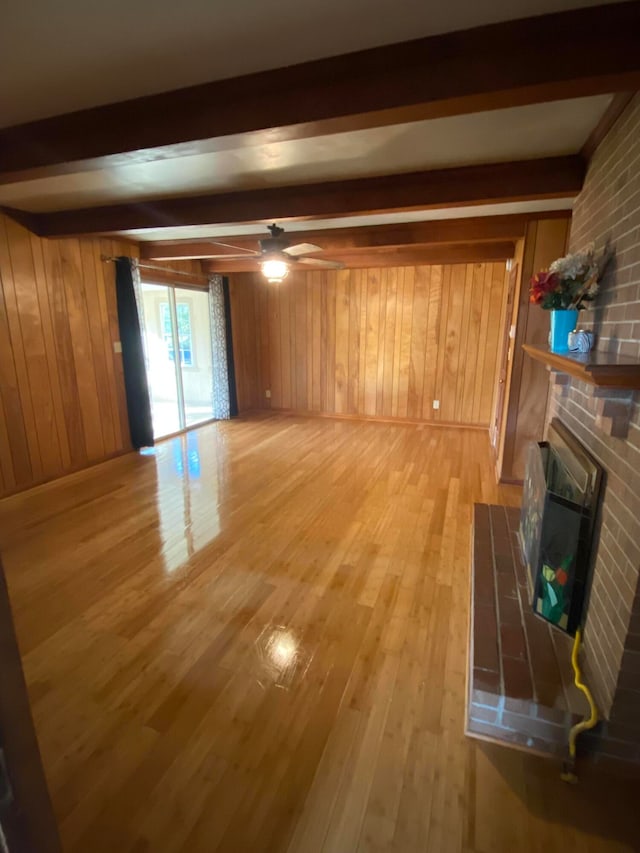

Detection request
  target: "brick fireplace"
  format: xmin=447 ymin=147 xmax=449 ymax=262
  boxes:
xmin=545 ymin=93 xmax=640 ymax=763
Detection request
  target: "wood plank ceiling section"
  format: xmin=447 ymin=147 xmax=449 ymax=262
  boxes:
xmin=1 ymin=3 xmax=639 ymax=179
xmin=1 ymin=2 xmax=639 ymax=252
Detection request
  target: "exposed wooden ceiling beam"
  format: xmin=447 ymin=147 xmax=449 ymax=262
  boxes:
xmin=205 ymin=242 xmax=516 ymax=272
xmin=5 ymin=157 xmax=583 ymax=238
xmin=1 ymin=2 xmax=639 ymax=183
xmin=140 ymin=212 xmax=569 ymax=260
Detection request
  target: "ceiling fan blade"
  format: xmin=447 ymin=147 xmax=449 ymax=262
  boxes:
xmin=207 ymin=239 xmax=260 ymax=257
xmin=296 ymin=257 xmax=346 ymax=270
xmin=203 ymin=253 xmax=260 ymax=260
xmin=284 ymin=243 xmax=323 ymax=257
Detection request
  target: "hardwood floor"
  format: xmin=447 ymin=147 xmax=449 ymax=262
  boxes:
xmin=0 ymin=415 xmax=636 ymax=852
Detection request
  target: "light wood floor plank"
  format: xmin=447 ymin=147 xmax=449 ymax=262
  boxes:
xmin=0 ymin=414 xmax=636 ymax=852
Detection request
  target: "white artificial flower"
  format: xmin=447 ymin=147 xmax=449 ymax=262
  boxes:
xmin=549 ymin=250 xmax=596 ymax=282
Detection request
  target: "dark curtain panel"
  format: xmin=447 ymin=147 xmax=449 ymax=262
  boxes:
xmin=222 ymin=277 xmax=239 ymax=417
xmin=114 ymin=258 xmax=154 ymax=448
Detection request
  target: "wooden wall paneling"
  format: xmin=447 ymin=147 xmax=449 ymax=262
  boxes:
xmin=470 ymin=264 xmax=492 ymax=424
xmin=267 ymin=282 xmax=281 ymax=408
xmin=511 ymin=218 xmax=570 ymax=476
xmin=364 ymin=269 xmax=380 ymax=417
xmin=0 ymin=219 xmax=44 ymax=483
xmin=468 ymin=264 xmax=484 ymax=425
xmin=4 ymin=221 xmax=59 ymax=477
xmin=10 ymin=223 xmax=64 ymax=479
xmin=498 ymin=218 xmax=571 ymax=481
xmin=305 ymin=275 xmax=312 ymax=410
xmin=93 ymin=245 xmax=123 ymax=452
xmin=30 ymin=234 xmax=72 ymax=471
xmin=432 ymin=266 xmax=450 ymax=422
xmin=440 ymin=265 xmax=464 ymax=423
xmin=334 ymin=270 xmax=349 ymax=414
xmin=356 ymin=269 xmax=368 ymax=415
xmin=229 ymin=276 xmax=259 ymax=413
xmin=42 ymin=238 xmax=89 ymax=469
xmin=0 ymin=217 xmax=137 ymax=498
xmin=495 ymin=239 xmax=525 ymax=474
xmin=310 ymin=272 xmax=322 ymax=412
xmin=289 ymin=276 xmax=298 ymax=411
xmin=421 ymin=264 xmax=441 ymax=420
xmin=0 ymin=320 xmax=17 ymax=493
xmin=347 ymin=271 xmax=361 ymax=414
xmin=319 ymin=273 xmax=328 ymax=413
xmin=381 ymin=267 xmax=397 ymax=419
xmin=138 ymin=258 xmax=208 ymax=288
xmin=249 ymin=279 xmax=260 ymax=409
xmin=408 ymin=266 xmax=427 ymax=420
xmin=101 ymin=238 xmax=134 ymax=450
xmin=500 ymin=224 xmax=539 ymax=480
xmin=257 ymin=282 xmax=271 ymax=408
xmin=374 ymin=268 xmax=387 ymax=417
xmin=397 ymin=267 xmax=414 ymax=419
xmin=280 ymin=279 xmax=292 ymax=409
xmin=0 ymin=221 xmax=31 ymax=490
xmin=59 ymin=238 xmax=105 ymax=462
xmin=478 ymin=264 xmax=500 ymax=425
xmin=93 ymin=241 xmax=128 ymax=453
xmin=249 ymin=280 xmax=261 ymax=409
xmin=391 ymin=267 xmax=404 ymax=419
xmin=228 ymin=261 xmax=510 ymax=429
xmin=325 ymin=271 xmax=336 ymax=414
xmin=80 ymin=240 xmax=117 ymax=456
xmin=294 ymin=276 xmax=307 ymax=410
xmin=481 ymin=263 xmax=509 ymax=425
xmin=454 ymin=264 xmax=474 ymax=422
xmin=228 ymin=278 xmax=243 ymax=409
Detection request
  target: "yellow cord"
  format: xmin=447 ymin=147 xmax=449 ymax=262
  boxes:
xmin=560 ymin=627 xmax=599 ymax=782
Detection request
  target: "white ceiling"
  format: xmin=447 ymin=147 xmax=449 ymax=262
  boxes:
xmin=0 ymin=96 xmax=611 ymax=214
xmin=0 ymin=0 xmax=620 ymax=127
xmin=119 ymin=199 xmax=575 ymax=242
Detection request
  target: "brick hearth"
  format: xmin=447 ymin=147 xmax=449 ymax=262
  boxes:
xmin=468 ymin=504 xmax=584 ymax=757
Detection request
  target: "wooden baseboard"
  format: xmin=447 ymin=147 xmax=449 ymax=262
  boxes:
xmin=0 ymin=448 xmax=134 ymax=503
xmin=238 ymin=407 xmax=489 ymax=431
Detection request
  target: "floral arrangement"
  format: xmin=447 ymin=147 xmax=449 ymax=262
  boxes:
xmin=529 ymin=248 xmax=599 ymax=310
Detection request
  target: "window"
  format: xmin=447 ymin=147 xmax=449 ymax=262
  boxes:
xmin=160 ymin=301 xmax=193 ymax=366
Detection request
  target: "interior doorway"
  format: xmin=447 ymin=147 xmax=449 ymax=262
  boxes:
xmin=140 ymin=283 xmax=215 ymax=439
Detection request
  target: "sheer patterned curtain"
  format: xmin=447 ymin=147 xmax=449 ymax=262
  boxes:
xmin=129 ymin=258 xmax=147 ymax=358
xmin=208 ymin=274 xmax=231 ymax=419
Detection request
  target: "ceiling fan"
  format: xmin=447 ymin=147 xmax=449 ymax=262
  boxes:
xmin=206 ymin=224 xmax=345 ymax=282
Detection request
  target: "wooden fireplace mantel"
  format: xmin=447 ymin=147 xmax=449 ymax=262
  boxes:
xmin=523 ymin=344 xmax=640 ymax=390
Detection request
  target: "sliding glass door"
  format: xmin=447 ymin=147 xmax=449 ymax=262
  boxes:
xmin=140 ymin=283 xmax=215 ymax=439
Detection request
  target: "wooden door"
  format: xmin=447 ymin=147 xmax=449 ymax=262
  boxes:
xmin=0 ymin=556 xmax=61 ymax=852
xmin=491 ymin=264 xmax=518 ymax=449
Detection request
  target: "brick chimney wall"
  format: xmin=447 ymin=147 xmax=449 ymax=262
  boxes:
xmin=546 ymin=94 xmax=640 ymax=763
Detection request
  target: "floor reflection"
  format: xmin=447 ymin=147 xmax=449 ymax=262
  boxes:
xmin=152 ymin=427 xmax=222 ymax=572
xmin=254 ymin=625 xmax=311 ymax=690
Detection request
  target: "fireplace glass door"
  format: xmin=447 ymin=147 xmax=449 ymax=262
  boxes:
xmin=519 ymin=419 xmax=603 ymax=635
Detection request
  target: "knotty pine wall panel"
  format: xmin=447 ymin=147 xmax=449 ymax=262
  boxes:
xmin=229 ymin=262 xmax=509 ymax=426
xmin=0 ymin=213 xmax=137 ymax=497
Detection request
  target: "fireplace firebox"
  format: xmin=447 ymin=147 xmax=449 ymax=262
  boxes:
xmin=518 ymin=419 xmax=603 ymax=635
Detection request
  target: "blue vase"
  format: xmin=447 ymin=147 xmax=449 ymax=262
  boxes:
xmin=550 ymin=309 xmax=578 ymax=354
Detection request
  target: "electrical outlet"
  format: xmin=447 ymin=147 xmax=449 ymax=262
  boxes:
xmin=432 ymin=400 xmax=440 ymax=410
xmin=265 ymin=389 xmax=271 ymax=399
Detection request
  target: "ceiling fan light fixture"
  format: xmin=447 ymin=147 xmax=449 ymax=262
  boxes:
xmin=261 ymin=257 xmax=289 ymax=283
